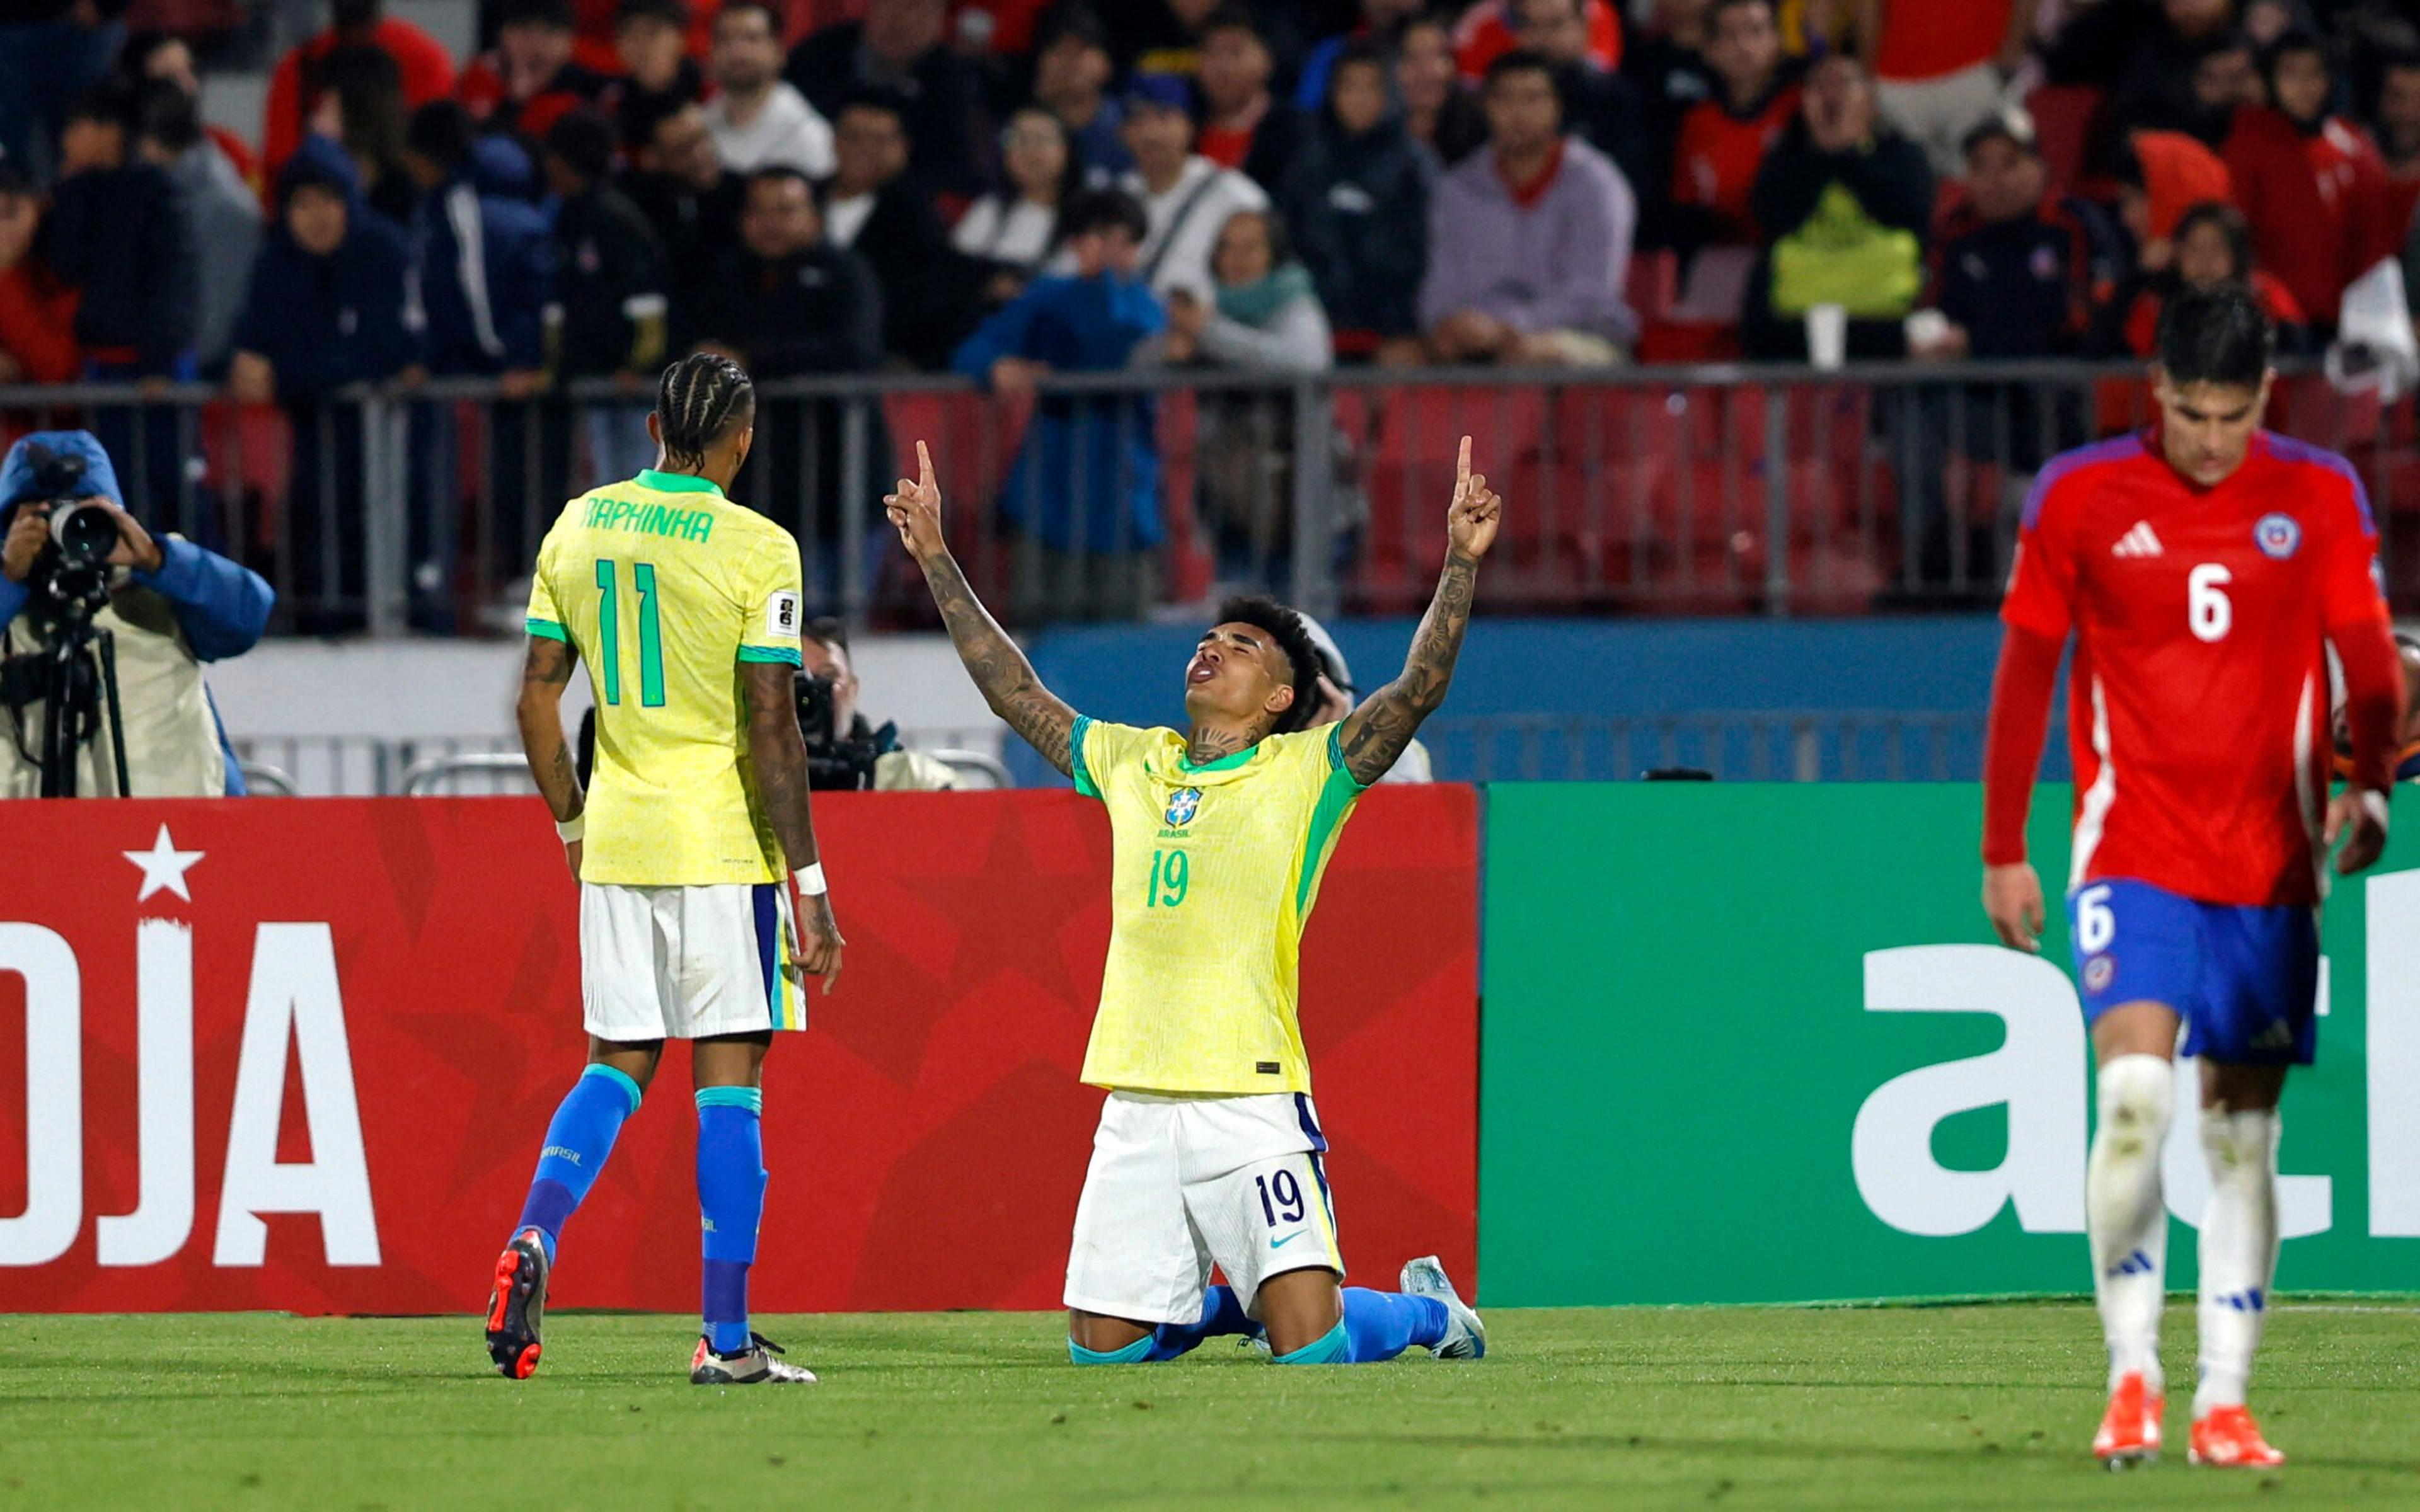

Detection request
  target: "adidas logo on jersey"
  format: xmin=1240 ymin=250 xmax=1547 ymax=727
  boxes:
xmin=2112 ymin=522 xmax=2165 ymax=558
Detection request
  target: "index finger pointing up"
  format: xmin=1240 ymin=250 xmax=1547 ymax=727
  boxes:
xmin=1456 ymin=435 xmax=1472 ymax=495
xmin=917 ymin=439 xmax=935 ymax=493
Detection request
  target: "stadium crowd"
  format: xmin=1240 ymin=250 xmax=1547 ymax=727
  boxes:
xmin=12 ymin=0 xmax=2420 ymax=389
xmin=4 ymin=0 xmax=2420 ymax=621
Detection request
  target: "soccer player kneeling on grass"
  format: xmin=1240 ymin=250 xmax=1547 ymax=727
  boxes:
xmin=889 ymin=436 xmax=1495 ymax=1366
xmin=1981 ymin=286 xmax=2407 ymax=1467
xmin=486 ymin=353 xmax=846 ymax=1385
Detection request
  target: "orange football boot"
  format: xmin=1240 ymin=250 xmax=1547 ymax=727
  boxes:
xmin=2190 ymin=1405 xmax=2285 ymax=1467
xmin=2093 ymin=1372 xmax=2164 ymax=1463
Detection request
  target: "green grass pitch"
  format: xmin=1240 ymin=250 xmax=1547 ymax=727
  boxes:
xmin=3 ymin=1302 xmax=2416 ymax=1509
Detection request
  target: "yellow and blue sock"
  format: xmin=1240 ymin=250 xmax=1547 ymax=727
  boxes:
xmin=1272 ymin=1290 xmax=1449 ymax=1365
xmin=513 ymin=1063 xmax=643 ymax=1263
xmin=696 ymin=1085 xmax=766 ymax=1356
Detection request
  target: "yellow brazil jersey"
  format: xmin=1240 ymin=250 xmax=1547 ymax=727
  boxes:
xmin=1071 ymin=718 xmax=1366 ymax=1096
xmin=524 ymin=469 xmax=804 ymax=886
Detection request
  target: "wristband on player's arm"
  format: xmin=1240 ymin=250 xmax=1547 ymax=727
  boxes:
xmin=555 ymin=811 xmax=585 ymax=843
xmin=792 ymin=863 xmax=828 ymax=897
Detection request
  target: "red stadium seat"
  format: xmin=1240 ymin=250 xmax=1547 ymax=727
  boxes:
xmin=198 ymin=401 xmax=292 ymax=561
xmin=1635 ymin=320 xmax=1744 ymax=364
xmin=1154 ymin=389 xmax=1214 ymax=605
xmin=1625 ymin=248 xmax=1681 ymax=331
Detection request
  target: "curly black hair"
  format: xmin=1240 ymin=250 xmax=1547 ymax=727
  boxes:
xmin=1214 ymin=595 xmax=1324 ymax=735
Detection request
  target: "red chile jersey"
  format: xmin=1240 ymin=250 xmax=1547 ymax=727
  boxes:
xmin=2002 ymin=430 xmax=2388 ymax=907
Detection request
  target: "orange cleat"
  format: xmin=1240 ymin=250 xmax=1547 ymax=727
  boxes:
xmin=2190 ymin=1405 xmax=2285 ymax=1467
xmin=2093 ymin=1373 xmax=2164 ymax=1464
xmin=483 ymin=1228 xmax=549 ymax=1380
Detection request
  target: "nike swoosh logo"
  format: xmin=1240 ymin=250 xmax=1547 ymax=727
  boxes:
xmin=1269 ymin=1232 xmax=1308 ymax=1251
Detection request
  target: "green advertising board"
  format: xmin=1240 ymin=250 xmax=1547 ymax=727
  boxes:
xmin=1480 ymin=784 xmax=2420 ymax=1305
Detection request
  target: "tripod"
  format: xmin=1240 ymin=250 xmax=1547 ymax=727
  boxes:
xmin=15 ymin=617 xmax=132 ymax=798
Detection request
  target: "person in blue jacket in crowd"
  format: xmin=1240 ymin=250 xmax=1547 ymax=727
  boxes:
xmin=399 ymin=100 xmax=555 ymax=630
xmin=950 ymin=187 xmax=1166 ymax=622
xmin=228 ymin=134 xmax=417 ymax=634
xmin=0 ymin=430 xmax=273 ymax=796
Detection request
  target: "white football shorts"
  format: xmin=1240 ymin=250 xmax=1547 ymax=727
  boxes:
xmin=580 ymin=881 xmax=805 ymax=1041
xmin=1063 ymin=1090 xmax=1347 ymax=1324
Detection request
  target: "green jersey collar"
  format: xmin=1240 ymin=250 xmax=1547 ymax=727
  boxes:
xmin=635 ymin=468 xmax=724 ymax=497
xmin=1177 ymin=742 xmax=1260 ymax=774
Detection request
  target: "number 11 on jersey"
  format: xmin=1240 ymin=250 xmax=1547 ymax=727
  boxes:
xmin=594 ymin=559 xmax=667 ymax=707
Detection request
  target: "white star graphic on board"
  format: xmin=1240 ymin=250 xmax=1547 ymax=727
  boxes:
xmin=124 ymin=824 xmax=204 ymax=902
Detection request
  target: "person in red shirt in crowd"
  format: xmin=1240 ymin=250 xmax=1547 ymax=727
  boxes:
xmin=2223 ymin=31 xmax=2397 ymax=332
xmin=1669 ymin=0 xmax=1799 ymax=252
xmin=1833 ymin=0 xmax=2032 ymax=178
xmin=1982 ymin=284 xmax=2404 ymax=1473
xmin=461 ymin=0 xmax=617 ymax=142
xmin=1455 ymin=0 xmax=1619 ymax=81
xmin=1196 ymin=8 xmax=1308 ymax=198
xmin=263 ymin=0 xmax=457 ymax=178
xmin=0 ymin=166 xmax=81 ymax=386
xmin=2102 ymin=200 xmax=2310 ymax=358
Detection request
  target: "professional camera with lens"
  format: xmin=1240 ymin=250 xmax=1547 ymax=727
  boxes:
xmin=797 ymin=670 xmax=894 ymax=791
xmin=1 ymin=441 xmax=132 ymax=796
xmin=7 ymin=444 xmax=120 ymax=628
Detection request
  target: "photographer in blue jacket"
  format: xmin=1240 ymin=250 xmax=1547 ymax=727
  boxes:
xmin=0 ymin=430 xmax=273 ymax=796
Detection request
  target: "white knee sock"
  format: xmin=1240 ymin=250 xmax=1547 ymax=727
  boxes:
xmin=2088 ymin=1055 xmax=2174 ymax=1390
xmin=2195 ymin=1107 xmax=2281 ymax=1417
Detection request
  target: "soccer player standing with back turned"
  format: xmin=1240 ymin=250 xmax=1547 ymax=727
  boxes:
xmin=487 ymin=353 xmax=845 ymax=1386
xmin=889 ymin=436 xmax=1496 ymax=1367
xmin=1981 ymin=287 xmax=2407 ymax=1467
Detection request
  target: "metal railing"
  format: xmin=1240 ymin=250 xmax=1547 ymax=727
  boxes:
xmin=8 ymin=359 xmax=2405 ymax=634
xmin=239 ymin=710 xmax=2022 ymax=793
xmin=1419 ymin=709 xmax=2065 ymax=783
xmin=234 ymin=727 xmax=1007 ymax=796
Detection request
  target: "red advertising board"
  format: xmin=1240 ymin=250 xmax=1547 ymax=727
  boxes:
xmin=0 ymin=789 xmax=1478 ymax=1315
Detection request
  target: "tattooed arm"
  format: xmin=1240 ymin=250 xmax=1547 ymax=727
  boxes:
xmin=743 ymin=660 xmax=844 ymax=992
xmin=517 ymin=634 xmax=585 ymax=874
xmin=885 ymin=440 xmax=1080 ymax=777
xmin=1336 ymin=437 xmax=1502 ymax=787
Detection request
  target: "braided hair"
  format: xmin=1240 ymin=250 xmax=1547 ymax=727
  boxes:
xmin=655 ymin=353 xmax=756 ymax=471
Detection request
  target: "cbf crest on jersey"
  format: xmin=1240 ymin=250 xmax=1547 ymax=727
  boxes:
xmin=2255 ymin=513 xmax=2302 ymax=560
xmin=1165 ymin=787 xmax=1202 ymax=827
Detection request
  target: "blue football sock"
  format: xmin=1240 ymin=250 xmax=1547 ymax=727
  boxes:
xmin=514 ymin=1064 xmax=643 ymax=1263
xmin=696 ymin=1086 xmax=767 ymax=1356
xmin=1337 ymin=1288 xmax=1449 ymax=1363
xmin=1146 ymin=1285 xmax=1260 ymax=1361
